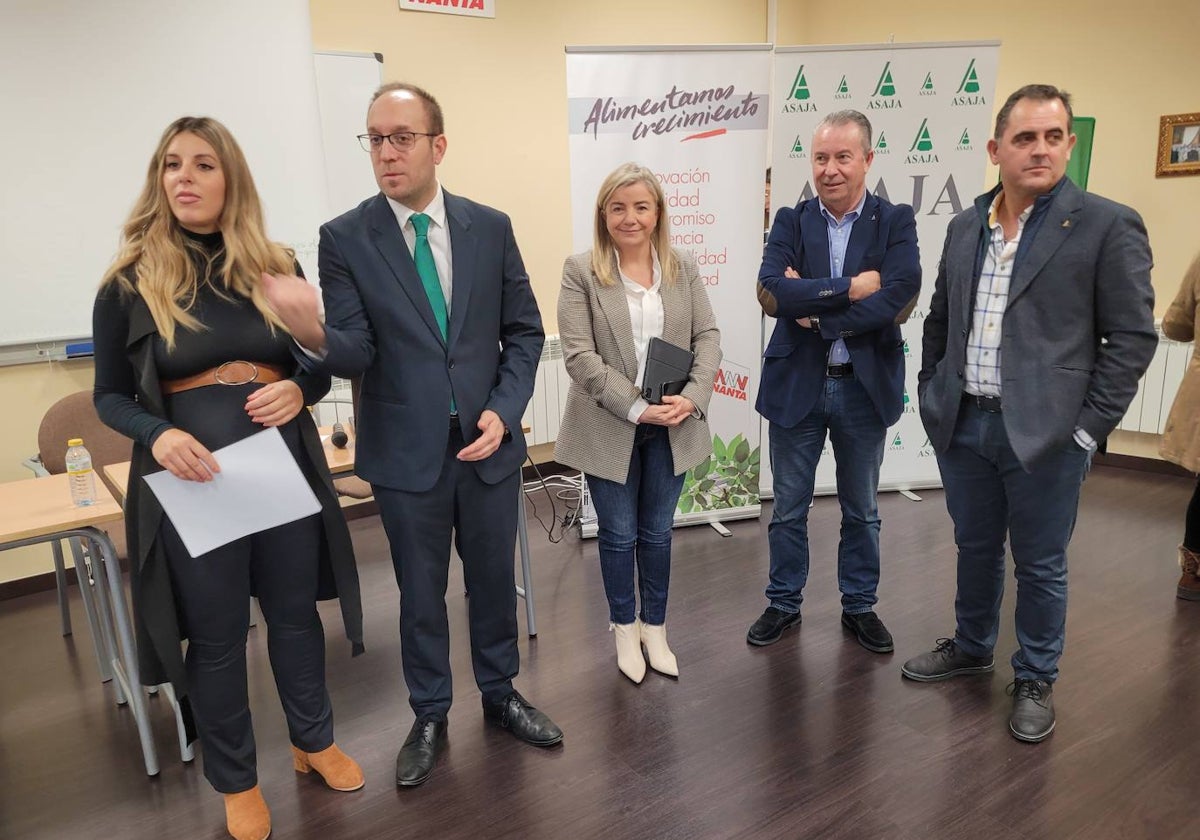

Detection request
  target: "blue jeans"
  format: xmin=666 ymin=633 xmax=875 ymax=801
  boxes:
xmin=586 ymin=424 xmax=685 ymax=626
xmin=937 ymin=400 xmax=1091 ymax=682
xmin=767 ymin=376 xmax=886 ymax=614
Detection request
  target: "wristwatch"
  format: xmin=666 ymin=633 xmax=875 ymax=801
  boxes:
xmin=809 ymin=316 xmax=822 ymax=333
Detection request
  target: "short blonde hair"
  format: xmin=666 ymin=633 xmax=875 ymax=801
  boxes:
xmin=590 ymin=162 xmax=677 ymax=287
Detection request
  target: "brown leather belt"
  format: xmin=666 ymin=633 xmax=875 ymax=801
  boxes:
xmin=161 ymin=361 xmax=289 ymax=395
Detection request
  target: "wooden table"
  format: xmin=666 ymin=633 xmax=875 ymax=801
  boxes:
xmin=0 ymin=473 xmax=161 ymax=775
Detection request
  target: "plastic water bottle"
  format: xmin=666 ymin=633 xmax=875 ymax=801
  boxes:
xmin=65 ymin=438 xmax=97 ymax=507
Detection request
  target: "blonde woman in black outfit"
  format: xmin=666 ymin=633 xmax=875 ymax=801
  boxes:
xmin=92 ymin=117 xmax=363 ymax=840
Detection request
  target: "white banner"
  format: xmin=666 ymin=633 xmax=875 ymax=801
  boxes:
xmin=765 ymin=41 xmax=1000 ymax=495
xmin=566 ymin=46 xmax=772 ymax=531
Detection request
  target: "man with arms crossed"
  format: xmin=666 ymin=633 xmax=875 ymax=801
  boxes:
xmin=751 ymin=110 xmax=921 ymax=653
xmin=903 ymin=84 xmax=1156 ymax=742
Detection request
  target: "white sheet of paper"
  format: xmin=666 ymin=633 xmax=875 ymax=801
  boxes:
xmin=143 ymin=427 xmax=321 ymax=558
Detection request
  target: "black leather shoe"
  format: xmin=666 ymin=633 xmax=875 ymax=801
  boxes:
xmin=1008 ymin=679 xmax=1055 ymax=743
xmin=746 ymin=607 xmax=801 ymax=646
xmin=841 ymin=611 xmax=894 ymax=653
xmin=482 ymin=691 xmax=563 ymax=747
xmin=395 ymin=717 xmax=446 ymax=787
xmin=901 ymin=637 xmax=994 ymax=682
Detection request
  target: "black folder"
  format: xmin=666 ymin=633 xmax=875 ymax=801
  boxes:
xmin=641 ymin=337 xmax=694 ymax=404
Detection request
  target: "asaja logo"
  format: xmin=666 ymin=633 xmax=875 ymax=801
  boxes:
xmin=906 ymin=118 xmax=939 ymax=164
xmin=867 ymin=62 xmax=902 ymax=110
xmin=953 ymin=59 xmax=987 ymax=106
xmin=902 ymin=387 xmax=917 ymax=413
xmin=957 ymin=128 xmax=973 ymax=151
xmin=918 ymin=436 xmax=936 ymax=458
xmin=919 ymin=72 xmax=936 ymax=96
xmin=788 ymin=135 xmax=807 ymax=159
xmin=889 ymin=432 xmax=905 ymax=452
xmin=903 ymin=340 xmax=912 ymax=358
xmin=873 ymin=131 xmax=890 ymax=155
xmin=834 ymin=75 xmax=851 ymax=100
xmin=783 ymin=65 xmax=818 ymax=113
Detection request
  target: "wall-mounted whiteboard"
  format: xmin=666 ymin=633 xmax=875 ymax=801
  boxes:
xmin=314 ymin=51 xmax=385 ymax=220
xmin=0 ymin=0 xmax=330 ymax=347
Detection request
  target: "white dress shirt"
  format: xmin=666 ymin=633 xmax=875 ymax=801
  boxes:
xmin=386 ymin=184 xmax=454 ymax=310
xmin=617 ymin=249 xmax=664 ymax=423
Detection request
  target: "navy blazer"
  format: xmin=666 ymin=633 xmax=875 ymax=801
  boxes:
xmin=309 ymin=190 xmax=544 ymax=493
xmin=756 ymin=193 xmax=921 ymax=428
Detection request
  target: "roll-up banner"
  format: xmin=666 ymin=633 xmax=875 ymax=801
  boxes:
xmin=566 ymin=45 xmax=772 ymax=535
xmin=763 ymin=41 xmax=1000 ymax=496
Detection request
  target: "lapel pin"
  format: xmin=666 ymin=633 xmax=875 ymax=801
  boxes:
xmin=1061 ymin=219 xmax=1072 ymax=228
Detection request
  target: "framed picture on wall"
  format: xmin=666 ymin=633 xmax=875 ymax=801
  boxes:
xmin=1156 ymin=112 xmax=1200 ymax=177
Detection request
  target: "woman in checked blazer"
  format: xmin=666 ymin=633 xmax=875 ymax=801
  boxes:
xmin=555 ymin=162 xmax=722 ymax=683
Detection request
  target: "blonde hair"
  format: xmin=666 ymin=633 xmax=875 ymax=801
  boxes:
xmin=590 ymin=162 xmax=677 ymax=287
xmin=100 ymin=116 xmax=294 ymax=349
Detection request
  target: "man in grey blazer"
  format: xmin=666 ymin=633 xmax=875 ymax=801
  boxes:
xmin=264 ymin=82 xmax=561 ymax=786
xmin=902 ymin=85 xmax=1156 ymax=742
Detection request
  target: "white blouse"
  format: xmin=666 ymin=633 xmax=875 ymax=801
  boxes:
xmin=617 ymin=250 xmax=664 ymax=423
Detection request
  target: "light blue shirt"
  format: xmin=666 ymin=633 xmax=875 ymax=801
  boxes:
xmin=817 ymin=191 xmax=866 ymax=365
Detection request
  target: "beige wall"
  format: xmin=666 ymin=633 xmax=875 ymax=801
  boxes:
xmin=3 ymin=0 xmax=1196 ymax=581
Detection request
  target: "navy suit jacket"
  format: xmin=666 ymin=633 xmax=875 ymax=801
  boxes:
xmin=308 ymin=190 xmax=544 ymax=493
xmin=756 ymin=193 xmax=921 ymax=428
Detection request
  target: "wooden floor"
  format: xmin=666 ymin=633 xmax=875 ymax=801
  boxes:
xmin=2 ymin=464 xmax=1198 ymax=840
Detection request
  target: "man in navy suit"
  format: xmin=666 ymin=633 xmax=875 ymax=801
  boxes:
xmin=264 ymin=82 xmax=561 ymax=788
xmin=750 ymin=110 xmax=921 ymax=653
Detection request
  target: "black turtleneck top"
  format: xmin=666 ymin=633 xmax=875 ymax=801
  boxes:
xmin=93 ymin=229 xmax=317 ymax=452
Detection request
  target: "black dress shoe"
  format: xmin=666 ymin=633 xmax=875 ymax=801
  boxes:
xmin=840 ymin=610 xmax=894 ymax=653
xmin=482 ymin=690 xmax=563 ymax=747
xmin=901 ymin=637 xmax=994 ymax=682
xmin=746 ymin=607 xmax=801 ymax=646
xmin=1008 ymin=679 xmax=1055 ymax=743
xmin=395 ymin=717 xmax=446 ymax=787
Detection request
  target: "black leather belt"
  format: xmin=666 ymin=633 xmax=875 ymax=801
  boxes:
xmin=826 ymin=363 xmax=854 ymax=378
xmin=966 ymin=394 xmax=1002 ymax=413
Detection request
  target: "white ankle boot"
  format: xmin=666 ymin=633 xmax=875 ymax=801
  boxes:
xmin=612 ymin=622 xmax=646 ymax=683
xmin=638 ymin=619 xmax=679 ymax=677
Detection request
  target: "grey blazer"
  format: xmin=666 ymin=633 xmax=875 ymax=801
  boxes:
xmin=919 ymin=179 xmax=1157 ymax=469
xmin=554 ymin=248 xmax=722 ymax=484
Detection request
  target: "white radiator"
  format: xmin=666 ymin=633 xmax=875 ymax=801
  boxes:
xmin=524 ymin=334 xmax=571 ymax=445
xmin=1119 ymin=328 xmax=1193 ymax=434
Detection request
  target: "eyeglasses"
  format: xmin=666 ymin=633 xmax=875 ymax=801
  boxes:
xmin=357 ymin=131 xmax=439 ymax=152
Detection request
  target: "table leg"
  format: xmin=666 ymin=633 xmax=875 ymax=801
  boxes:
xmin=85 ymin=529 xmax=159 ymax=776
xmin=516 ymin=486 xmax=536 ymax=637
xmin=51 ymin=540 xmax=72 ymax=637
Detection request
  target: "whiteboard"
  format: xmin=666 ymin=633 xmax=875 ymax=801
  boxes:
xmin=0 ymin=0 xmax=331 ymax=346
xmin=314 ymin=52 xmax=385 ymax=220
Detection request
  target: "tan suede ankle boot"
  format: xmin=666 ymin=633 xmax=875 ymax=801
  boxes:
xmin=223 ymin=784 xmax=270 ymax=840
xmin=292 ymin=743 xmax=365 ymax=791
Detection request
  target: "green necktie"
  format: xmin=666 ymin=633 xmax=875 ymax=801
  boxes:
xmin=409 ymin=212 xmax=448 ymax=340
xmin=410 ymin=212 xmax=454 ymax=413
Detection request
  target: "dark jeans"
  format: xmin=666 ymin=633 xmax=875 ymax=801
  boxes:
xmin=373 ymin=422 xmax=520 ymax=720
xmin=162 ymin=512 xmax=330 ymax=794
xmin=937 ymin=400 xmax=1091 ymax=683
xmin=766 ymin=375 xmax=887 ymax=614
xmin=586 ymin=424 xmax=685 ymax=626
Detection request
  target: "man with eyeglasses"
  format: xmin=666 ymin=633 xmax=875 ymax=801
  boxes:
xmin=263 ymin=82 xmax=560 ymax=788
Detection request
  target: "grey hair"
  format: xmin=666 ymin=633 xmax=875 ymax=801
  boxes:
xmin=816 ymin=110 xmax=873 ymax=154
